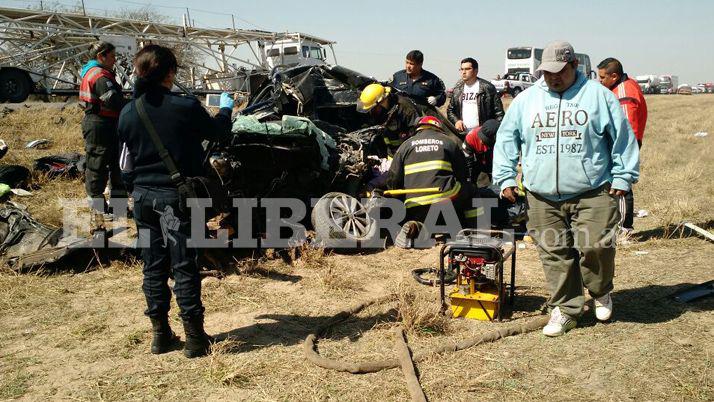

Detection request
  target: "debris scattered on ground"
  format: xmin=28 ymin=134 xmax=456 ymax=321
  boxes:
xmin=52 ymin=116 xmax=66 ymax=125
xmin=0 ymin=139 xmax=7 ymax=160
xmin=633 ymin=251 xmax=649 ymax=256
xmin=0 ymin=202 xmax=132 ymax=271
xmin=10 ymin=188 xmax=32 ymax=196
xmin=0 ymin=183 xmax=11 ymax=199
xmin=0 ymin=165 xmax=31 ymax=188
xmin=33 ymin=153 xmax=85 ymax=178
xmin=693 ymin=131 xmax=708 ymax=137
xmin=636 ymin=209 xmax=649 ymax=218
xmin=25 ymin=139 xmax=51 ymax=149
xmin=0 ymin=107 xmax=13 ymax=118
xmin=681 ymin=222 xmax=714 ymax=242
xmin=669 ymin=280 xmax=714 ymax=303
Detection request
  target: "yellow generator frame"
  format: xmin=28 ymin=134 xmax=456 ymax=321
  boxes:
xmin=439 ymin=229 xmax=516 ymax=321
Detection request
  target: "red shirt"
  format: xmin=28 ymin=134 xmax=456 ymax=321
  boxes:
xmin=612 ymin=77 xmax=647 ymax=142
xmin=464 ymin=127 xmax=493 ymax=173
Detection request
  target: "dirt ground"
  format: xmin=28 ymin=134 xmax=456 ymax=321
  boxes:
xmin=0 ymin=95 xmax=712 ymax=401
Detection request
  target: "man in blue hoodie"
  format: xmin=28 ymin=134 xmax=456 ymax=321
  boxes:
xmin=493 ymin=42 xmax=640 ymax=337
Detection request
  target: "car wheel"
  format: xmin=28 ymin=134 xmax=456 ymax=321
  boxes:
xmin=0 ymin=69 xmax=31 ymax=103
xmin=311 ymin=192 xmax=383 ymax=250
xmin=512 ymin=87 xmax=522 ymax=97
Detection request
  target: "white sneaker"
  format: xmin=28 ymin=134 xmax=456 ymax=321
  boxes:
xmin=542 ymin=307 xmax=577 ymax=337
xmin=617 ymin=228 xmax=634 ymax=246
xmin=594 ymin=293 xmax=613 ymax=321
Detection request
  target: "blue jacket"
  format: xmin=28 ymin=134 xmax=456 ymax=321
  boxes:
xmin=118 ymin=79 xmax=232 ymax=188
xmin=391 ymin=69 xmax=446 ymax=107
xmin=492 ymin=71 xmax=639 ymax=201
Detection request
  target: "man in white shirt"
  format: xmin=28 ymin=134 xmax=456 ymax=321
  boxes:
xmin=447 ymin=57 xmax=504 ymax=134
xmin=460 ymin=78 xmax=480 ymax=131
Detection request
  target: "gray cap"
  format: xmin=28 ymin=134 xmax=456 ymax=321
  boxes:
xmin=537 ymin=41 xmax=576 ymax=73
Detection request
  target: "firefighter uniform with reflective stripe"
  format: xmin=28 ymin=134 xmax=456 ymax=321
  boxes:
xmin=380 ymin=94 xmax=422 ymax=154
xmin=386 ymin=127 xmax=470 ymax=220
xmin=79 ymin=65 xmax=127 ymax=211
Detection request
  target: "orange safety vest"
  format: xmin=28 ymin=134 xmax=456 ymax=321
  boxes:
xmin=79 ymin=66 xmax=120 ymax=119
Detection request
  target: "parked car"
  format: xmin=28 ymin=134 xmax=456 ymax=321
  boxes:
xmin=677 ymin=84 xmax=693 ymax=95
xmin=491 ymin=72 xmax=537 ymax=97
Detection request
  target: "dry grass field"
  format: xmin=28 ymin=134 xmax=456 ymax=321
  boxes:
xmin=0 ymin=95 xmax=712 ymax=401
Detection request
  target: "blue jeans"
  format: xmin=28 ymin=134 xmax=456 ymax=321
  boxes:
xmin=133 ymin=186 xmax=204 ymax=319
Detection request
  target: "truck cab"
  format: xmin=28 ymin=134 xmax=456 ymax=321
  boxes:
xmin=262 ymin=38 xmax=328 ymax=70
xmin=636 ymin=75 xmax=661 ymax=94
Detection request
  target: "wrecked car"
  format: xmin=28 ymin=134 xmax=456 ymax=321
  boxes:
xmin=205 ymin=65 xmax=396 ymax=247
xmin=204 ymin=64 xmax=501 ymax=248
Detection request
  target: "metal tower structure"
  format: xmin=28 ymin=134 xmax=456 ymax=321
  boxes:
xmin=0 ymin=6 xmax=336 ymax=102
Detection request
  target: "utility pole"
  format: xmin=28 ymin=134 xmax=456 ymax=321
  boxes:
xmin=231 ymin=14 xmax=236 ymax=30
xmin=185 ymin=8 xmax=192 ymax=27
xmin=81 ymin=0 xmax=86 ymax=16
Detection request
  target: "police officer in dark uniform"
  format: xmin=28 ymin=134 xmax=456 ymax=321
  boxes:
xmin=391 ymin=50 xmax=447 ymax=107
xmin=118 ymin=45 xmax=233 ymax=358
xmin=79 ymin=41 xmax=128 ymax=228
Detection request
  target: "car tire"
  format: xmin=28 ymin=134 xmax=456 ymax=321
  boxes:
xmin=311 ymin=192 xmax=384 ymax=250
xmin=0 ymin=69 xmax=31 ymax=103
xmin=512 ymin=87 xmax=522 ymax=97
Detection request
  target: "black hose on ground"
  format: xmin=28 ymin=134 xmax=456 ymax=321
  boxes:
xmin=411 ymin=267 xmax=456 ymax=286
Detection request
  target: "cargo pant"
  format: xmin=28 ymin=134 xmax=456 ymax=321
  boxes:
xmin=526 ymin=185 xmax=620 ymax=319
xmin=133 ymin=185 xmax=205 ymax=320
xmin=82 ymin=115 xmax=126 ymax=212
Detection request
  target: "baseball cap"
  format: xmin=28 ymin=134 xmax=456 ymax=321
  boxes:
xmin=537 ymin=41 xmax=576 ymax=73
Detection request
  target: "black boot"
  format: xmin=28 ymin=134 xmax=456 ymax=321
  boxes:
xmin=182 ymin=316 xmax=214 ymax=358
xmin=150 ymin=316 xmax=178 ymax=354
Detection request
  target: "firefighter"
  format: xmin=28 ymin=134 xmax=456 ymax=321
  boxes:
xmin=383 ymin=116 xmax=473 ymax=247
xmin=79 ymin=41 xmax=128 ymax=230
xmin=356 ymin=83 xmax=422 ymax=155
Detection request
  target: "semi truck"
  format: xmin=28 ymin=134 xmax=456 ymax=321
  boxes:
xmin=635 ymin=75 xmax=661 ymax=94
xmin=658 ymin=75 xmax=679 ymax=94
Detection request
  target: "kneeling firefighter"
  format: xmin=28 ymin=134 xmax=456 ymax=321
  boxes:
xmin=381 ymin=116 xmax=477 ymax=246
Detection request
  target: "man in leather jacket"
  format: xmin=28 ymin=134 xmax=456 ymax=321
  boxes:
xmin=447 ymin=58 xmax=504 ymax=134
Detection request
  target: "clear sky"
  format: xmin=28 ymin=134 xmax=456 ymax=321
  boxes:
xmin=3 ymin=0 xmax=713 ymax=85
